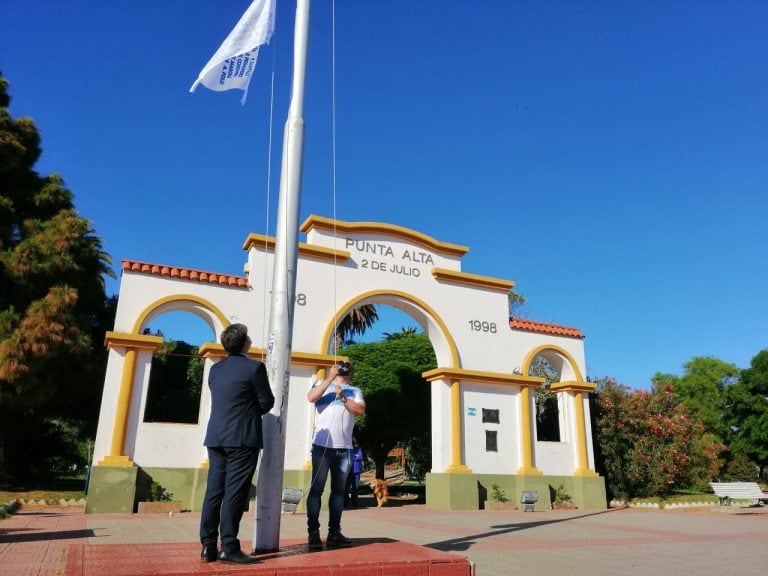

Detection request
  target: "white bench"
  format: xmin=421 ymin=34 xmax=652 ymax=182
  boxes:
xmin=710 ymin=482 xmax=767 ymax=506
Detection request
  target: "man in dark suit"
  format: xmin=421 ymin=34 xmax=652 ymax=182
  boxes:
xmin=199 ymin=323 xmax=274 ymax=564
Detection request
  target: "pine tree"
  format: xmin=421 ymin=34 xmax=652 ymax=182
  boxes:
xmin=0 ymin=74 xmax=114 ymax=480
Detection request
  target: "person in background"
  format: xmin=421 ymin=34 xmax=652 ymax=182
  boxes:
xmin=199 ymin=323 xmax=275 ymax=565
xmin=345 ymin=437 xmax=364 ymax=508
xmin=306 ymin=361 xmax=366 ymax=550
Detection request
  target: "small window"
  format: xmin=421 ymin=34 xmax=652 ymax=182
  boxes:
xmin=482 ymin=408 xmax=500 ymax=424
xmin=485 ymin=430 xmax=498 ymax=452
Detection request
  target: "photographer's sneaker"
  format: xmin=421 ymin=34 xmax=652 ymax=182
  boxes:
xmin=308 ymin=530 xmax=323 ymax=551
xmin=326 ymin=531 xmax=353 ymax=548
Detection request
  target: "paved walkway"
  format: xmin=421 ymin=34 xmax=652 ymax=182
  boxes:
xmin=1 ymin=501 xmax=767 ymax=575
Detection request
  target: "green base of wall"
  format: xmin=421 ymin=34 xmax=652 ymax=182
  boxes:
xmin=85 ymin=466 xmax=138 ymax=513
xmin=425 ymin=471 xmax=480 ymax=509
xmin=87 ymin=465 xmax=606 ymax=514
xmin=86 ymin=466 xmax=312 ymax=515
xmin=86 ymin=466 xmax=207 ymax=514
xmin=135 ymin=466 xmax=208 ymax=512
xmin=426 ymin=472 xmax=607 ymax=511
xmin=282 ymin=468 xmax=313 ymax=513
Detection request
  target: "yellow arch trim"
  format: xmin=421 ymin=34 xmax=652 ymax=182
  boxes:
xmin=198 ymin=343 xmax=345 ymax=370
xmin=131 ymin=294 xmax=229 ymax=335
xmin=521 ymin=344 xmax=597 ymax=477
xmin=551 ymin=380 xmax=596 ymax=393
xmin=242 ymin=233 xmax=352 ymax=263
xmin=104 ymin=332 xmax=164 ymax=351
xmin=301 ymin=215 xmax=469 ymax=258
xmin=431 ymin=267 xmax=515 ymax=292
xmin=521 ymin=344 xmax=585 ymax=382
xmin=423 ymin=367 xmax=543 ymax=387
xmin=320 ymin=289 xmax=460 ymax=368
xmin=321 ymin=289 xmax=470 ymax=472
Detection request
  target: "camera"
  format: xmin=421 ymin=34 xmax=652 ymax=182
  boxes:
xmin=336 ymin=362 xmax=351 ymax=376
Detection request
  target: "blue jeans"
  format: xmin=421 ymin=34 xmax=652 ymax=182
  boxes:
xmin=306 ymin=444 xmax=351 ymax=534
xmin=345 ymin=472 xmax=360 ymax=507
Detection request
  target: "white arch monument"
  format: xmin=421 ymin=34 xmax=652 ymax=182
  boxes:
xmin=86 ymin=215 xmax=606 ymax=512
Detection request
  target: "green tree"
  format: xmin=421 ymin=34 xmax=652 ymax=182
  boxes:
xmin=655 ymin=356 xmax=738 ymax=442
xmin=0 ymin=74 xmax=114 ymax=480
xmin=332 ymin=304 xmax=378 ymax=351
xmin=722 ymin=451 xmax=759 ymax=482
xmin=531 ymin=356 xmax=560 ymax=442
xmin=143 ymin=340 xmax=203 ymax=424
xmin=342 ymin=332 xmax=436 ymax=479
xmin=404 ymin=430 xmax=431 ymax=482
xmin=724 ymin=349 xmax=768 ymax=481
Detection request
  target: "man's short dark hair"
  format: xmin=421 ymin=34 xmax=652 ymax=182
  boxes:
xmin=221 ymin=323 xmax=249 ymax=354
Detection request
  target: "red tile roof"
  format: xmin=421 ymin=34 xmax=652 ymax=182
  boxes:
xmin=121 ymin=260 xmax=249 ymax=288
xmin=509 ymin=318 xmax=584 ymax=339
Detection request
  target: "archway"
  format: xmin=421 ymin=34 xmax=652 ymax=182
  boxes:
xmin=132 ymin=294 xmax=229 ymax=337
xmin=320 ymin=289 xmax=459 ymax=369
xmin=320 ymin=291 xmax=451 ymax=491
xmin=522 ymin=345 xmax=596 ymax=478
xmin=88 ymin=215 xmax=606 ymax=513
xmin=141 ymin=310 xmax=215 ymax=424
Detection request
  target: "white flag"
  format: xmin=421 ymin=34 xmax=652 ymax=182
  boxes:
xmin=190 ymin=0 xmax=276 ymax=104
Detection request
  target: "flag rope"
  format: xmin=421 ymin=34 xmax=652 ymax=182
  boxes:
xmin=331 ymin=0 xmax=339 ymax=360
xmin=260 ymin=11 xmax=279 ymax=360
xmin=309 ymin=0 xmax=342 ymax=494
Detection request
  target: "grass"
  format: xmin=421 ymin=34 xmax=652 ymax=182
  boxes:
xmin=0 ymin=478 xmax=87 ymax=505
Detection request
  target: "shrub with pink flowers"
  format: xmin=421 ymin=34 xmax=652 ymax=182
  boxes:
xmin=593 ymin=378 xmax=724 ymax=499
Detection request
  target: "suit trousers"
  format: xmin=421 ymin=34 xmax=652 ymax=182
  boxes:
xmin=200 ymin=446 xmax=258 ymax=553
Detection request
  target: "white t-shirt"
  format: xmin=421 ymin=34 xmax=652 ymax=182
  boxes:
xmin=311 ymin=380 xmax=365 ymax=449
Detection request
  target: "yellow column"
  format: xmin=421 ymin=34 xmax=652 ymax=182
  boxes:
xmin=550 ymin=380 xmax=598 ymax=477
xmin=517 ymin=385 xmax=542 ymax=475
xmin=446 ymin=379 xmax=471 ymax=473
xmin=99 ymin=347 xmax=137 ymax=467
xmin=573 ymin=391 xmax=598 ymax=477
xmin=98 ymin=332 xmax=163 ymax=467
xmin=303 ymin=366 xmax=328 ymax=470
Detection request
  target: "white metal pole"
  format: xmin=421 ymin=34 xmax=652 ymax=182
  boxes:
xmin=254 ymin=0 xmax=310 ymax=553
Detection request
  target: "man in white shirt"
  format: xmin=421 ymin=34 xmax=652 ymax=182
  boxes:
xmin=306 ymin=361 xmax=365 ymax=550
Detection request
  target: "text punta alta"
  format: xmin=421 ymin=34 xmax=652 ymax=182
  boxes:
xmin=345 ymin=239 xmax=435 ymax=264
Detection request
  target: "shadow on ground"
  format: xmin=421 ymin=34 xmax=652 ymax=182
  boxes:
xmin=425 ymin=508 xmax=619 ymax=552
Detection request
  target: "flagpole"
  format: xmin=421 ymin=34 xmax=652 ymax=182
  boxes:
xmin=254 ymin=0 xmax=310 ymax=553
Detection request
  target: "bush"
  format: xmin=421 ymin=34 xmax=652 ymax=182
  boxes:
xmin=489 ymin=483 xmax=508 ymax=503
xmin=148 ymin=482 xmax=173 ymax=502
xmin=554 ymin=484 xmax=572 ymax=503
xmin=594 ymin=379 xmax=724 ymax=499
xmin=0 ymin=417 xmax=87 ymax=482
xmin=405 ymin=432 xmax=430 ymax=482
xmin=722 ymin=452 xmax=759 ymax=481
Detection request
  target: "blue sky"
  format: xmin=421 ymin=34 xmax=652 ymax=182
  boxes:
xmin=2 ymin=1 xmax=766 ymax=389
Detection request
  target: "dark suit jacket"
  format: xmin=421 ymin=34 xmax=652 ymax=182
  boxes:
xmin=204 ymin=354 xmax=275 ymax=448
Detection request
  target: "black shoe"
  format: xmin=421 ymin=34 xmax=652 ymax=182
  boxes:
xmin=200 ymin=544 xmax=218 ymax=563
xmin=326 ymin=531 xmax=353 ymax=548
xmin=217 ymin=549 xmax=259 ymax=564
xmin=308 ymin=530 xmax=323 ymax=551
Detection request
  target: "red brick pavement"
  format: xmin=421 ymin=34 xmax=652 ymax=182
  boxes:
xmin=3 ymin=502 xmax=768 ymax=576
xmin=0 ymin=507 xmax=470 ymax=576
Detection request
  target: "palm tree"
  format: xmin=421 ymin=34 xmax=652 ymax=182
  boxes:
xmin=508 ymin=289 xmax=527 ymax=318
xmin=333 ymin=304 xmax=378 ymax=352
xmin=382 ymin=326 xmax=418 ymax=340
